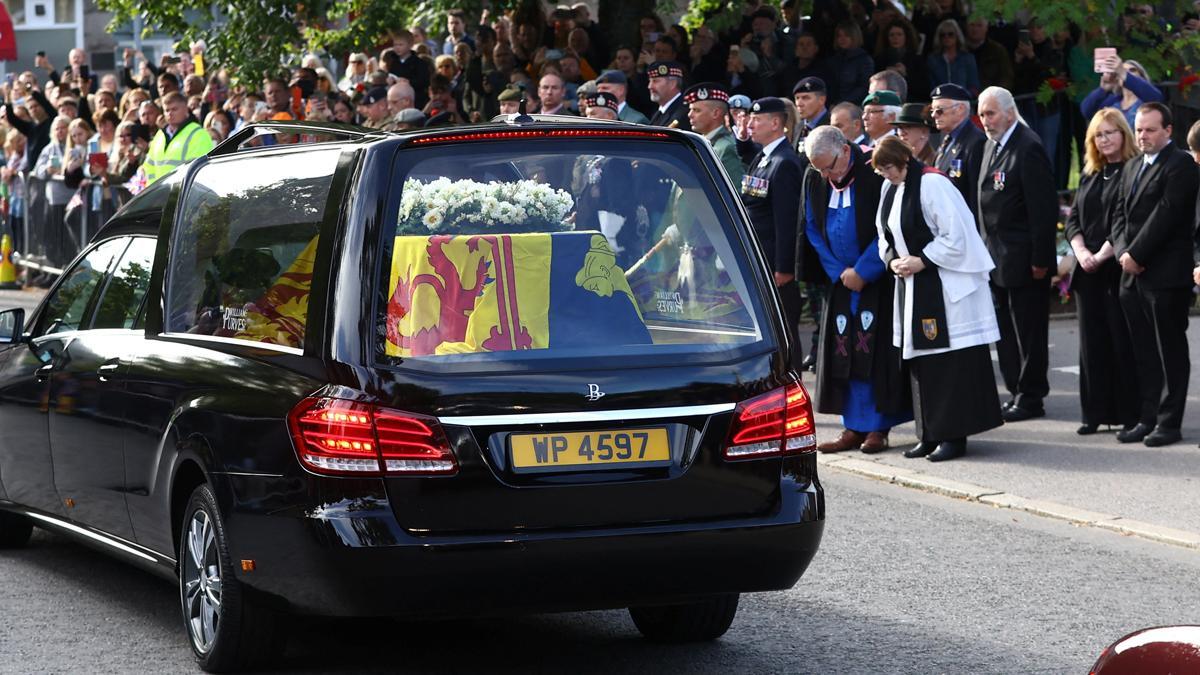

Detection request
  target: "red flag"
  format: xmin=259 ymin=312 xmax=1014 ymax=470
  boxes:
xmin=0 ymin=4 xmax=17 ymax=61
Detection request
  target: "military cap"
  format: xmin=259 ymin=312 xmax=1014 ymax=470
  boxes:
xmin=683 ymin=82 xmax=729 ymax=105
xmin=930 ymin=83 xmax=972 ymax=102
xmin=862 ymin=90 xmax=902 ymax=107
xmin=647 ymin=61 xmax=685 ymax=80
xmin=749 ymin=97 xmax=787 ymax=115
xmin=497 ymin=86 xmax=524 ymax=102
xmin=728 ymin=94 xmax=752 ymax=111
xmin=596 ymin=70 xmax=628 ymax=86
xmin=361 ymin=86 xmax=388 ymax=105
xmin=583 ymin=92 xmax=619 ymax=112
xmin=792 ymin=76 xmax=827 ymax=95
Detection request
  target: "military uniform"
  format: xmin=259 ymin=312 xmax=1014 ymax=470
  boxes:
xmin=682 ymin=83 xmax=744 ymax=184
xmin=647 ymin=62 xmax=691 ymax=131
xmin=930 ymin=84 xmax=987 ymax=216
xmin=740 ymin=97 xmax=804 ymax=360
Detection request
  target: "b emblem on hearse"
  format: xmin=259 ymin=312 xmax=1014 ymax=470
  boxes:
xmin=586 ymin=384 xmax=606 ymax=401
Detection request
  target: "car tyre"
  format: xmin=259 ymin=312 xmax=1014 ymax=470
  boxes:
xmin=180 ymin=484 xmax=285 ymax=672
xmin=629 ymin=593 xmax=740 ymax=643
xmin=0 ymin=510 xmax=33 ymax=548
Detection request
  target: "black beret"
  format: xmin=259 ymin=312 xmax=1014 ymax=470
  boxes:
xmin=596 ymin=70 xmax=628 ymax=86
xmin=792 ymin=76 xmax=827 ymax=96
xmin=750 ymin=97 xmax=787 ymax=115
xmin=930 ymin=83 xmax=973 ymax=102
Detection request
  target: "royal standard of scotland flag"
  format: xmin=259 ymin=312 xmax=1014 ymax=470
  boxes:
xmin=386 ymin=232 xmax=650 ymax=357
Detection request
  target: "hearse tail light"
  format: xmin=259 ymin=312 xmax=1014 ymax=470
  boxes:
xmin=723 ymin=383 xmax=816 ymax=460
xmin=288 ymin=397 xmax=458 ymax=476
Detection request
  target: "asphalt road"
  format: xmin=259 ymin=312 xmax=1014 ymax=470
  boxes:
xmin=3 ymin=470 xmax=1198 ymax=674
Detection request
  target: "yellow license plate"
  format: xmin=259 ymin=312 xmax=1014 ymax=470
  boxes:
xmin=510 ymin=428 xmax=671 ymax=471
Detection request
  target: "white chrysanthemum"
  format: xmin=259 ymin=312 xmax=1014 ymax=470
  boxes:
xmin=423 ymin=209 xmax=444 ymax=230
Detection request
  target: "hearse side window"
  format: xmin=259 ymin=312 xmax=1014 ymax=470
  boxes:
xmin=164 ymin=149 xmax=340 ymax=349
xmin=36 ymin=238 xmax=129 ymax=337
xmin=91 ymin=237 xmax=156 ymax=330
xmin=375 ymin=139 xmax=766 ymax=366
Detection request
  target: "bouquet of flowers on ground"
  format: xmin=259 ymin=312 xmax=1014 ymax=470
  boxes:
xmin=397 ymin=177 xmax=575 ymax=235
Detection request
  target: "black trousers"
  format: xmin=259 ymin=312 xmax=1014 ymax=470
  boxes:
xmin=994 ymin=281 xmax=1051 ymax=409
xmin=1118 ymin=281 xmax=1191 ymax=429
xmin=778 ymin=279 xmax=803 ymax=367
xmin=1073 ymin=265 xmax=1140 ymax=426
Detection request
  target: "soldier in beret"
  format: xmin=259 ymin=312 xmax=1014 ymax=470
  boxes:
xmin=497 ymin=86 xmax=524 ymax=115
xmin=930 ymin=83 xmax=987 ymax=216
xmin=583 ymin=92 xmax=619 ymax=121
xmin=861 ymin=90 xmax=902 ymax=147
xmin=792 ymin=76 xmax=830 ymax=152
xmin=685 ymin=83 xmax=743 ymax=184
xmin=647 ymin=61 xmax=691 ymax=131
xmin=741 ymin=97 xmax=804 ymax=362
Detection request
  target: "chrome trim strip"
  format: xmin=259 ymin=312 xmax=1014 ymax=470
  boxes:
xmin=24 ymin=512 xmax=158 ymax=563
xmin=439 ymin=402 xmax=736 ymax=426
xmin=159 ymin=332 xmax=304 ymax=355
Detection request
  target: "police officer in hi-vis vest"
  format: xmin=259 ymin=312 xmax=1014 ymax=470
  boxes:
xmin=144 ymin=92 xmax=214 ymax=184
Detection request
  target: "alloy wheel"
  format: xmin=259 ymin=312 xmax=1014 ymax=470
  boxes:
xmin=182 ymin=509 xmax=222 ymax=654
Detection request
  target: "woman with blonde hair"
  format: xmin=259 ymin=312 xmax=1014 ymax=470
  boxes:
xmin=1063 ymin=107 xmax=1141 ymax=435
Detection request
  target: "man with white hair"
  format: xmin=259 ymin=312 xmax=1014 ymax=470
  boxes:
xmin=799 ymin=125 xmax=911 ymax=453
xmin=861 ymin=90 xmax=901 ymax=146
xmin=930 ymin=83 xmax=987 ymax=214
xmin=975 ymin=85 xmax=1058 ymax=423
xmin=387 ymin=81 xmax=415 ymax=117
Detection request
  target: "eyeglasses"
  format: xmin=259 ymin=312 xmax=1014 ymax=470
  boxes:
xmin=812 ymin=149 xmax=844 ymax=175
xmin=1095 ymin=128 xmax=1123 ymax=139
xmin=929 ymin=106 xmax=958 ymax=116
xmin=863 ymin=108 xmax=886 ymax=116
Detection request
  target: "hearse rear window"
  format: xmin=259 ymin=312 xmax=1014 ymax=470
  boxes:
xmin=165 ymin=149 xmax=340 ymax=349
xmin=376 ymin=138 xmax=765 ymax=365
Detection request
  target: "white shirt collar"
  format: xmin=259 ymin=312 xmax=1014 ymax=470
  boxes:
xmin=617 ymin=101 xmax=627 ymax=113
xmin=761 ymin=136 xmax=787 ymax=159
xmin=657 ymin=92 xmax=681 ymax=114
xmin=1144 ymin=141 xmax=1170 ymax=165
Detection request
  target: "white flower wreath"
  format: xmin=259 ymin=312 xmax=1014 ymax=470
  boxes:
xmin=397 ymin=177 xmax=576 ymax=235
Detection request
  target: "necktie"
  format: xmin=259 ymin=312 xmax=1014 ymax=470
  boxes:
xmin=935 ymin=134 xmax=952 ymax=165
xmin=1130 ymin=160 xmax=1148 ymax=197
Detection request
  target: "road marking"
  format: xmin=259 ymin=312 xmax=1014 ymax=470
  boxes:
xmin=1053 ymin=365 xmax=1081 ymax=375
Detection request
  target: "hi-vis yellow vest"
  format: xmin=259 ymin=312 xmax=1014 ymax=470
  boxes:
xmin=144 ymin=121 xmax=214 ymax=184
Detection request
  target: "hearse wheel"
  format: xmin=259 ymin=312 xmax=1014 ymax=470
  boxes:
xmin=180 ymin=484 xmax=285 ymax=672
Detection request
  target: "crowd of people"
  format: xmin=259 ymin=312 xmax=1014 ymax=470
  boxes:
xmin=0 ymin=1 xmax=1198 ymax=455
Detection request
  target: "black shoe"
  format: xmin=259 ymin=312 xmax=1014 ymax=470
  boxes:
xmin=903 ymin=441 xmax=937 ymax=458
xmin=800 ymin=353 xmax=817 ymax=372
xmin=927 ymin=439 xmax=967 ymax=462
xmin=1143 ymin=428 xmax=1182 ymax=447
xmin=1076 ymin=424 xmax=1099 ymax=435
xmin=1002 ymin=405 xmax=1045 ymax=423
xmin=1001 ymin=399 xmax=1016 ymax=413
xmin=1117 ymin=423 xmax=1153 ymax=443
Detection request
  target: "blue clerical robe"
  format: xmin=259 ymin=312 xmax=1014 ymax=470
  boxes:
xmin=805 ymin=188 xmax=912 ymax=433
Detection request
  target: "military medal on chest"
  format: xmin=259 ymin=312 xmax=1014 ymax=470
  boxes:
xmin=993 ymin=170 xmax=1006 ymax=191
xmin=950 ymin=158 xmax=962 ymax=179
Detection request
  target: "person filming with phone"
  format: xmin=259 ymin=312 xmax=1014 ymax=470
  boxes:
xmin=1082 ymin=50 xmax=1163 ymax=128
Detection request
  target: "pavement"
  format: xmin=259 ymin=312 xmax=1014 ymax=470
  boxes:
xmin=802 ymin=316 xmax=1200 ymax=551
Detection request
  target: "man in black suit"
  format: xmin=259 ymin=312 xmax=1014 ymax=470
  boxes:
xmin=792 ymin=76 xmax=830 ymax=153
xmin=1110 ymin=102 xmax=1197 ymax=447
xmin=741 ymin=97 xmax=803 ymax=362
xmin=647 ymin=62 xmax=691 ymax=131
xmin=976 ymin=86 xmax=1058 ymax=422
xmin=931 ymin=84 xmax=987 ymax=215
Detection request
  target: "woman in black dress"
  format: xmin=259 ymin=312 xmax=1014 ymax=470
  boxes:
xmin=1064 ymin=107 xmax=1141 ymax=435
